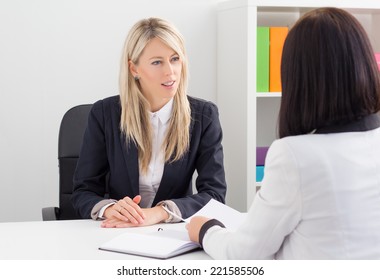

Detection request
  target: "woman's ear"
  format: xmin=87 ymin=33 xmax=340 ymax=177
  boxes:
xmin=129 ymin=60 xmax=138 ymax=77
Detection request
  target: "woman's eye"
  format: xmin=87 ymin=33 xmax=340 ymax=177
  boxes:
xmin=152 ymin=60 xmax=161 ymax=65
xmin=171 ymin=56 xmax=180 ymax=62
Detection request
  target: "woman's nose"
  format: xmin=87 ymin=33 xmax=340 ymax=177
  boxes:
xmin=164 ymin=61 xmax=174 ymax=75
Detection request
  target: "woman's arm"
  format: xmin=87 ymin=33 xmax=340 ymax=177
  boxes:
xmin=71 ymin=100 xmax=113 ymax=218
xmin=172 ymin=100 xmax=227 ymax=217
xmin=187 ymin=139 xmax=302 ymax=259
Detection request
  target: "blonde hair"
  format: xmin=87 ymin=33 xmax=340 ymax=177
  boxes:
xmin=119 ymin=17 xmax=191 ymax=174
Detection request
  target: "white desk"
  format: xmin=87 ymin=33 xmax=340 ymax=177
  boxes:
xmin=0 ymin=220 xmax=211 ymax=260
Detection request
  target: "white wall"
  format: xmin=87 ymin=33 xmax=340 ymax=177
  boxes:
xmin=0 ymin=0 xmax=221 ymax=222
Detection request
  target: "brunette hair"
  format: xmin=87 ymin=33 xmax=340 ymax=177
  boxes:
xmin=279 ymin=7 xmax=380 ymax=138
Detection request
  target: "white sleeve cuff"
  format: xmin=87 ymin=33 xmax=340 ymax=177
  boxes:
xmin=157 ymin=200 xmax=182 ymax=223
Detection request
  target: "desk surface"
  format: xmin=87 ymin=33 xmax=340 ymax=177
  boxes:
xmin=0 ymin=220 xmax=211 ymax=260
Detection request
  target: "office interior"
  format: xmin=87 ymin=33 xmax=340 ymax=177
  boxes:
xmin=1 ymin=0 xmax=379 ymax=223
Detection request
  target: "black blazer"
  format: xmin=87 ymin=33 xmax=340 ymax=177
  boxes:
xmin=71 ymin=95 xmax=227 ymax=219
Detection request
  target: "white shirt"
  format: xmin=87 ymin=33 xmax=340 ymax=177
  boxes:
xmin=139 ymin=99 xmax=173 ymax=208
xmin=203 ymin=128 xmax=380 ymax=259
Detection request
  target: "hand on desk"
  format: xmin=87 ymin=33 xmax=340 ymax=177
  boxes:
xmin=101 ymin=195 xmax=169 ymax=228
xmin=186 ymin=216 xmax=211 ymax=243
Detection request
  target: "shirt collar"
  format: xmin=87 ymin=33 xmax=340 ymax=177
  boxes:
xmin=149 ymin=98 xmax=173 ymax=125
xmin=314 ymin=113 xmax=380 ymax=134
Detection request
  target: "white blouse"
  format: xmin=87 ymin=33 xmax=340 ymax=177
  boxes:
xmin=139 ymin=99 xmax=173 ymax=208
xmin=203 ymin=128 xmax=380 ymax=259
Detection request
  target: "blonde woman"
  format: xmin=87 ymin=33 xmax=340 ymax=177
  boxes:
xmin=72 ymin=18 xmax=226 ymax=228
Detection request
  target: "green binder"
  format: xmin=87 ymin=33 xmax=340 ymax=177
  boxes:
xmin=257 ymin=27 xmax=270 ymax=92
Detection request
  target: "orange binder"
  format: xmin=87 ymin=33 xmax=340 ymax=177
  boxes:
xmin=269 ymin=27 xmax=288 ymax=92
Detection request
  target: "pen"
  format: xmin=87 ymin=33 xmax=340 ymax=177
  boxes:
xmin=162 ymin=205 xmax=188 ymax=223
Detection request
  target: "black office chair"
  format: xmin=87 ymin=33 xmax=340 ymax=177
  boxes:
xmin=42 ymin=104 xmax=93 ymax=221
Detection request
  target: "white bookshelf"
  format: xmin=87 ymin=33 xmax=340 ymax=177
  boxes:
xmin=217 ymin=0 xmax=380 ymax=211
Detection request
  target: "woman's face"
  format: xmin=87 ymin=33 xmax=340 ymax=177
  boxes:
xmin=130 ymin=37 xmax=182 ymax=112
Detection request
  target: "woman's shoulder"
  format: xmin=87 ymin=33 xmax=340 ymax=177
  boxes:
xmin=188 ymin=95 xmax=219 ymax=118
xmin=92 ymin=95 xmax=119 ymax=108
xmin=89 ymin=95 xmax=121 ymax=125
xmin=91 ymin=95 xmax=120 ymax=113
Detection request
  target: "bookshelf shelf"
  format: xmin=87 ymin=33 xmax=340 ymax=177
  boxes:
xmin=257 ymin=92 xmax=281 ymax=98
xmin=217 ymin=0 xmax=380 ymax=211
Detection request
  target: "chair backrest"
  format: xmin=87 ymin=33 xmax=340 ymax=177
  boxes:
xmin=58 ymin=104 xmax=92 ymax=220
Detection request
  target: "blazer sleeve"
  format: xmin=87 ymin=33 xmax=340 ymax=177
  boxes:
xmin=71 ymin=100 xmax=110 ymax=218
xmin=172 ymin=101 xmax=227 ymax=217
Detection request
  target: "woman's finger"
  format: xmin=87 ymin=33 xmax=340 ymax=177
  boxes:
xmin=118 ymin=205 xmax=140 ymax=224
xmin=132 ymin=195 xmax=142 ymax=204
xmin=110 ymin=203 xmax=129 ymax=222
xmin=101 ymin=218 xmax=131 ymax=228
xmin=111 ymin=199 xmax=141 ymax=224
xmin=119 ymin=197 xmax=145 ymax=222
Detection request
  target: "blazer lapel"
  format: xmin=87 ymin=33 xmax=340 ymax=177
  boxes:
xmin=153 ymin=158 xmax=186 ymax=205
xmin=153 ymin=118 xmax=194 ymax=205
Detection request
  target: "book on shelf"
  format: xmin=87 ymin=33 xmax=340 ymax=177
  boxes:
xmin=269 ymin=27 xmax=288 ymax=92
xmin=256 ymin=146 xmax=269 ymax=166
xmin=257 ymin=27 xmax=270 ymax=92
xmin=256 ymin=147 xmax=269 ymax=183
xmin=99 ymin=199 xmax=246 ymax=259
xmin=256 ymin=166 xmax=265 ymax=182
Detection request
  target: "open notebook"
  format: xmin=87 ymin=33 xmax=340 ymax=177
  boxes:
xmin=99 ymin=199 xmax=246 ymax=259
